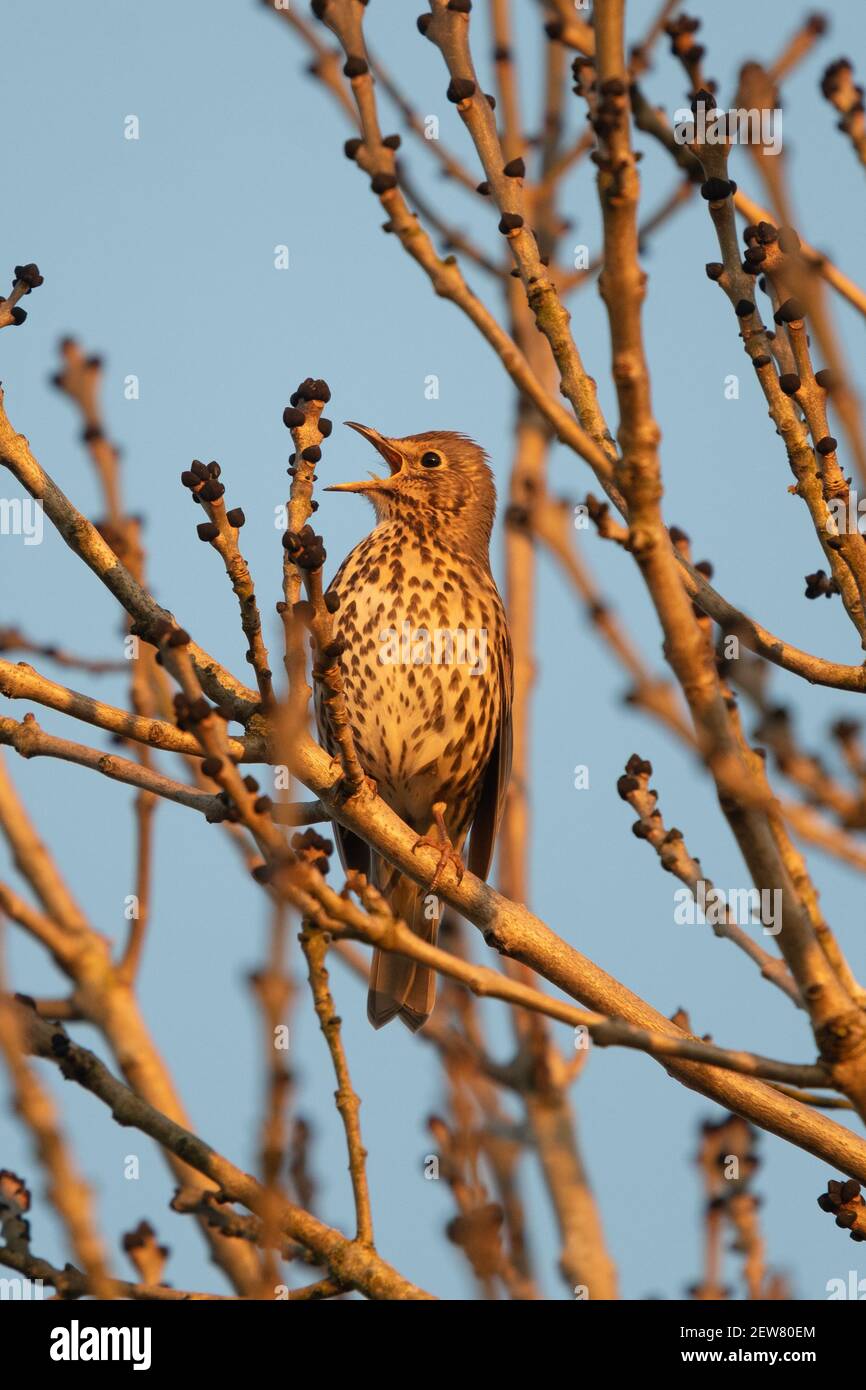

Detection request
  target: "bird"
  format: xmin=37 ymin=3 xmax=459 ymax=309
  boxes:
xmin=318 ymin=422 xmax=512 ymax=1032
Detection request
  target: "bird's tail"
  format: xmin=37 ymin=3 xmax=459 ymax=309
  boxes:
xmin=367 ymin=855 xmax=438 ymax=1031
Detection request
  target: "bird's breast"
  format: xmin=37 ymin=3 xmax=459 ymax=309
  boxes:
xmin=322 ymin=525 xmax=504 ymax=828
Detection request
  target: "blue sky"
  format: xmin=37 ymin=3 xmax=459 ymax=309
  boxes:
xmin=2 ymin=0 xmax=866 ymax=1300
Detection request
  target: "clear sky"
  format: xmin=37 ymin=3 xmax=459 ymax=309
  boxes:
xmin=2 ymin=0 xmax=866 ymax=1300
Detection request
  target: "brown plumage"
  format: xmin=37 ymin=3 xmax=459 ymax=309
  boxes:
xmin=318 ymin=423 xmax=512 ymax=1031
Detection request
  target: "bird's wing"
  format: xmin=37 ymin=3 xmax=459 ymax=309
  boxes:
xmin=466 ymin=622 xmax=513 ymax=882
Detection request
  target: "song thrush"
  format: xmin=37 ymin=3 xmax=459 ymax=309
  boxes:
xmin=318 ymin=423 xmax=512 ymax=1031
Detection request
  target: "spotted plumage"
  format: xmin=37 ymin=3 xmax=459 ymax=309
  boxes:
xmin=317 ymin=424 xmax=513 ymax=1031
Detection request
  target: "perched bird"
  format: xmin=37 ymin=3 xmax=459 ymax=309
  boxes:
xmin=319 ymin=423 xmax=512 ymax=1031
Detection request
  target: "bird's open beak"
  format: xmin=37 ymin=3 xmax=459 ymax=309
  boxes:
xmin=325 ymin=422 xmax=404 ymax=493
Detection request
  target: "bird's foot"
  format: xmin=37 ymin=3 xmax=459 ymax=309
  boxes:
xmin=412 ymin=801 xmax=465 ymax=891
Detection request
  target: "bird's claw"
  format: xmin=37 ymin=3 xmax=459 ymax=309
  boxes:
xmin=412 ymin=802 xmax=464 ymax=891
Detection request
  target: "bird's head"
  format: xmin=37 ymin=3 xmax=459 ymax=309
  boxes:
xmin=326 ymin=424 xmax=496 ymax=560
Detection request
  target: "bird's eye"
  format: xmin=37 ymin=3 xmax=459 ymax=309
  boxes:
xmin=420 ymin=451 xmax=442 ymax=469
